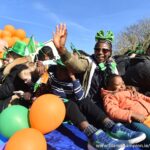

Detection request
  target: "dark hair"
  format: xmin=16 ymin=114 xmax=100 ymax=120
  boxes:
xmin=106 ymin=74 xmax=120 ymax=87
xmin=37 ymin=46 xmax=54 ymax=61
xmin=94 ymin=39 xmax=112 ymax=50
xmin=7 ymin=51 xmax=23 ymax=59
xmin=9 ymin=64 xmax=29 ymax=79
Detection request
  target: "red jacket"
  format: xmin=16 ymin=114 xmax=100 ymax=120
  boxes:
xmin=101 ymin=88 xmax=150 ymax=123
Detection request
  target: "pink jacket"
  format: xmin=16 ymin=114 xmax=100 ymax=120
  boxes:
xmin=101 ymin=89 xmax=150 ymax=123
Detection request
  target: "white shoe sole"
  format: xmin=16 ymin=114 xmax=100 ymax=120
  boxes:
xmin=128 ymin=133 xmax=146 ymax=144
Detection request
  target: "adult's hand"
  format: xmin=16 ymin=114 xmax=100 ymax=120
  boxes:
xmin=53 ymin=23 xmax=67 ymax=55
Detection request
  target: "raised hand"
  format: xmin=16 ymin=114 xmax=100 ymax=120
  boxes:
xmin=53 ymin=23 xmax=67 ymax=54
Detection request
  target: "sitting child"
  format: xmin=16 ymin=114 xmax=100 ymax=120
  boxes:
xmin=47 ymin=62 xmax=147 ymax=149
xmin=101 ymin=74 xmax=150 ymax=143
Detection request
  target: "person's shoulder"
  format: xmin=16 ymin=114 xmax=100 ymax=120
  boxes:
xmin=130 ymin=54 xmax=150 ymax=65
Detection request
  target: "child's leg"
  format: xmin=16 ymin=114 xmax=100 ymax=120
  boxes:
xmin=65 ymin=100 xmax=97 ymax=136
xmin=77 ymin=98 xmax=146 ymax=144
xmin=65 ymin=100 xmax=128 ymax=149
xmin=126 ymin=122 xmax=150 ymax=144
xmin=77 ymin=97 xmax=115 ymax=129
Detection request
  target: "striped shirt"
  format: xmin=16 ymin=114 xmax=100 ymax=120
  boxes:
xmin=50 ymin=73 xmax=84 ymax=101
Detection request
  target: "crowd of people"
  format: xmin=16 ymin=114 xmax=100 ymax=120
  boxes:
xmin=0 ymin=23 xmax=150 ymax=150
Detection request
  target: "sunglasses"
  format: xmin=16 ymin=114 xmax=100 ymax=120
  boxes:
xmin=94 ymin=48 xmax=111 ymax=54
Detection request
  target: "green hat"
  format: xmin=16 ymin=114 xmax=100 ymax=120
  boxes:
xmin=135 ymin=49 xmax=145 ymax=55
xmin=135 ymin=43 xmax=145 ymax=54
xmin=9 ymin=40 xmax=27 ymax=56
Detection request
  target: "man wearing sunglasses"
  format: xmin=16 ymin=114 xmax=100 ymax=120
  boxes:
xmin=52 ymin=23 xmax=146 ymax=149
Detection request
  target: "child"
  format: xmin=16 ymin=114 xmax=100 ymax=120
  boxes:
xmin=102 ymin=74 xmax=150 ymax=123
xmin=47 ymin=62 xmax=146 ymax=149
xmin=101 ymin=74 xmax=150 ymax=142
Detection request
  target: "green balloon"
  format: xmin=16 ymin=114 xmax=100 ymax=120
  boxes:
xmin=0 ymin=105 xmax=30 ymax=138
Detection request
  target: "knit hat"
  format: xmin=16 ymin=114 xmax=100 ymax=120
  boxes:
xmin=9 ymin=40 xmax=27 ymax=56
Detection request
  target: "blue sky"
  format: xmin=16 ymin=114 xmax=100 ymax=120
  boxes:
xmin=0 ymin=0 xmax=150 ymax=54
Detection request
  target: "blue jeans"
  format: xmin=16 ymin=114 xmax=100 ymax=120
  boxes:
xmin=125 ymin=121 xmax=150 ymax=149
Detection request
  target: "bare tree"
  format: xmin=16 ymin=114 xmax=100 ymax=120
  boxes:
xmin=114 ymin=18 xmax=150 ymax=55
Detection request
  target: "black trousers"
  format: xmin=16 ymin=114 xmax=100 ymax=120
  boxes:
xmin=65 ymin=97 xmax=107 ymax=128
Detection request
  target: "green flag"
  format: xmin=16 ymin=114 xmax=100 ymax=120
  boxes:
xmin=70 ymin=42 xmax=80 ymax=56
xmin=37 ymin=42 xmax=45 ymax=48
xmin=27 ymin=36 xmax=36 ymax=54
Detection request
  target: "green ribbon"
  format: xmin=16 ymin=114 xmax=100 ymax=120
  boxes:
xmin=135 ymin=49 xmax=145 ymax=54
xmin=98 ymin=63 xmax=106 ymax=71
xmin=63 ymin=98 xmax=69 ymax=103
xmin=95 ymin=30 xmax=114 ymax=43
xmin=125 ymin=49 xmax=145 ymax=55
xmin=34 ymin=83 xmax=40 ymax=92
xmin=98 ymin=61 xmax=117 ymax=73
xmin=109 ymin=62 xmax=117 ymax=73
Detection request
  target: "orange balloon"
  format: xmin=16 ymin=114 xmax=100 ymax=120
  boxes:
xmin=2 ymin=36 xmax=13 ymax=48
xmin=5 ymin=128 xmax=47 ymax=150
xmin=29 ymin=94 xmax=66 ymax=134
xmin=22 ymin=37 xmax=30 ymax=44
xmin=0 ymin=39 xmax=8 ymax=51
xmin=4 ymin=25 xmax=15 ymax=36
xmin=11 ymin=36 xmax=20 ymax=46
xmin=0 ymin=29 xmax=2 ymax=38
xmin=15 ymin=29 xmax=26 ymax=39
xmin=1 ymin=30 xmax=12 ymax=38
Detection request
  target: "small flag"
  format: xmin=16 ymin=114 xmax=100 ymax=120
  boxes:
xmin=0 ymin=51 xmax=7 ymax=59
xmin=70 ymin=42 xmax=80 ymax=56
xmin=25 ymin=36 xmax=36 ymax=55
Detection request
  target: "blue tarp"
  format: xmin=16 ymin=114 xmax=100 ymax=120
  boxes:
xmin=0 ymin=123 xmax=142 ymax=150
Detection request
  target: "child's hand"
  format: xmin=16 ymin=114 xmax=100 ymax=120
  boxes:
xmin=36 ymin=61 xmax=46 ymax=76
xmin=131 ymin=113 xmax=147 ymax=123
xmin=13 ymin=91 xmax=32 ymax=101
xmin=13 ymin=91 xmax=24 ymax=97
xmin=68 ymin=69 xmax=76 ymax=81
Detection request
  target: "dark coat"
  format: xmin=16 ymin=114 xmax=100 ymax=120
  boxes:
xmin=122 ymin=55 xmax=150 ymax=94
xmin=0 ymin=64 xmax=32 ymax=112
xmin=113 ymin=55 xmax=130 ymax=76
